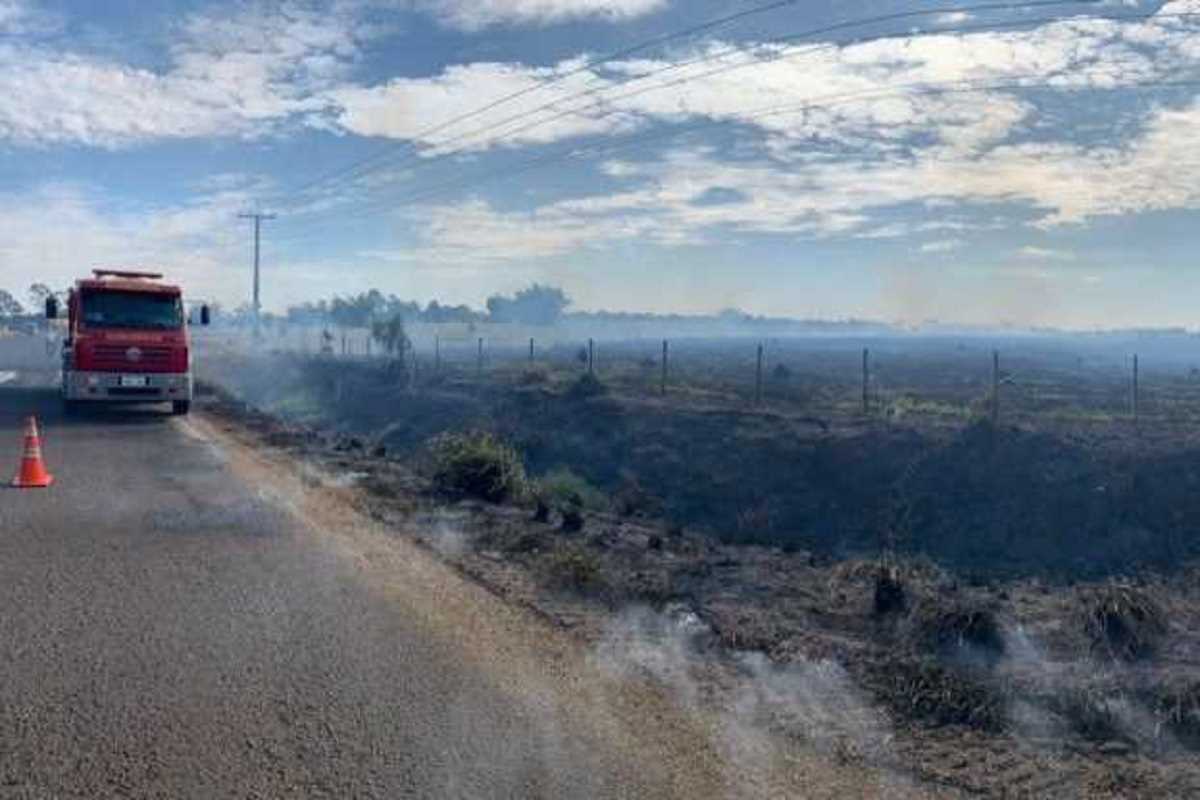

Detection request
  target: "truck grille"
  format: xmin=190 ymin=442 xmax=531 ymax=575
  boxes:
xmin=108 ymin=387 xmax=163 ymax=397
xmin=91 ymin=344 xmax=175 ymax=372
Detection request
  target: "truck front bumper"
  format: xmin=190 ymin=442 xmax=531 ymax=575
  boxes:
xmin=64 ymin=371 xmax=193 ymax=403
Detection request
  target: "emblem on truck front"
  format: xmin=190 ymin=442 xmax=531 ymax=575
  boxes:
xmin=126 ymin=347 xmax=142 ymax=363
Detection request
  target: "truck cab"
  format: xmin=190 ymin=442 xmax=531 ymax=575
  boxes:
xmin=47 ymin=270 xmax=209 ymax=415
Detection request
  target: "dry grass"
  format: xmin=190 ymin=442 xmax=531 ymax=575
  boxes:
xmin=1148 ymin=681 xmax=1200 ymax=749
xmin=909 ymin=596 xmax=1005 ymax=659
xmin=1049 ymin=684 xmax=1129 ymax=742
xmin=875 ymin=658 xmax=1008 ymax=732
xmin=541 ymin=543 xmax=604 ymax=592
xmin=1076 ymin=581 xmax=1167 ymax=661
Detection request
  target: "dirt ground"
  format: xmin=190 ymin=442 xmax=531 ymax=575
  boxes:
xmin=195 ymin=363 xmax=1200 ymax=799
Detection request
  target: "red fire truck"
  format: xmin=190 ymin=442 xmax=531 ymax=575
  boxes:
xmin=46 ymin=270 xmax=209 ymax=415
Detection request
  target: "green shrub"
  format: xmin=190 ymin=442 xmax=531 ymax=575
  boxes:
xmin=428 ymin=430 xmax=527 ymax=503
xmin=537 ymin=467 xmax=608 ymax=513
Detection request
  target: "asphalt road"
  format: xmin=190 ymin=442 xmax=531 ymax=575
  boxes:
xmin=0 ymin=336 xmax=730 ymax=799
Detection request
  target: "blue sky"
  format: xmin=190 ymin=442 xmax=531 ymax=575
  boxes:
xmin=1 ymin=0 xmax=1199 ymax=328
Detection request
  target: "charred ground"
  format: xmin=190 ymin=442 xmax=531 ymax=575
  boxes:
xmin=197 ymin=332 xmax=1200 ymax=797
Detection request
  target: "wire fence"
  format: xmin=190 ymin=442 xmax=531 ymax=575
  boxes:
xmin=193 ymin=325 xmax=1200 ymax=438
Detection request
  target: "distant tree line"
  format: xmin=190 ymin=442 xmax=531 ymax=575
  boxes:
xmin=279 ymin=283 xmax=573 ymax=328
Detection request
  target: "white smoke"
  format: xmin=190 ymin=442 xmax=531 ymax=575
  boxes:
xmin=591 ymin=605 xmax=902 ymax=796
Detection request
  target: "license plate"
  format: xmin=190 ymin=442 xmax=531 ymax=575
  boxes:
xmin=119 ymin=375 xmax=148 ymax=388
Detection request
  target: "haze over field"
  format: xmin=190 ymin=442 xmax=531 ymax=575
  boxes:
xmin=1 ymin=0 xmax=1199 ymax=329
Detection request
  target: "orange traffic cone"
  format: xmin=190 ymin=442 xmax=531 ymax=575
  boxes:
xmin=12 ymin=416 xmax=53 ymax=488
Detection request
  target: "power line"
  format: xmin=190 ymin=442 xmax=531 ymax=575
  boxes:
xmin=268 ymin=0 xmax=1108 ymax=211
xmin=271 ymin=7 xmax=1191 ymax=226
xmin=270 ymin=0 xmax=805 ymax=206
xmin=268 ymin=74 xmax=1200 ymax=245
xmin=408 ymin=5 xmax=1153 ymax=172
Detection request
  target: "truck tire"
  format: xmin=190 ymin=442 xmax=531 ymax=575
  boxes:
xmin=172 ymin=400 xmax=191 ymax=416
xmin=62 ymin=397 xmax=79 ymax=415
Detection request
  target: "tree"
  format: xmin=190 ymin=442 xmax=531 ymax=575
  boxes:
xmin=486 ymin=284 xmax=571 ymax=325
xmin=0 ymin=290 xmax=24 ymax=317
xmin=330 ymin=291 xmax=384 ymax=329
xmin=28 ymin=283 xmax=53 ymax=311
xmin=371 ymin=313 xmax=409 ymax=359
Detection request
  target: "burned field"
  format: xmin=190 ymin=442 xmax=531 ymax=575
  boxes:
xmin=199 ymin=332 xmax=1200 ymax=797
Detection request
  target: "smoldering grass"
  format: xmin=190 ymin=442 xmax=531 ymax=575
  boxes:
xmin=591 ymin=607 xmax=894 ymax=768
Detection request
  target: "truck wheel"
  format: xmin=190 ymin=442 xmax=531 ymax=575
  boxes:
xmin=172 ymin=400 xmax=191 ymax=416
xmin=62 ymin=398 xmax=79 ymax=415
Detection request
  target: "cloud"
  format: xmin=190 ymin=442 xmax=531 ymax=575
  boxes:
xmin=934 ymin=11 xmax=973 ymax=25
xmin=0 ymin=182 xmax=253 ymax=305
xmin=325 ymin=2 xmax=1200 ymax=185
xmin=920 ymin=238 xmax=966 ymax=253
xmin=422 ymin=0 xmax=668 ymax=31
xmin=0 ymin=0 xmax=57 ymax=34
xmin=395 ymin=197 xmax=663 ymax=263
xmin=0 ymin=1 xmax=368 ymax=148
xmin=1019 ymin=245 xmax=1075 ymax=260
xmin=327 ymin=59 xmax=639 ymax=149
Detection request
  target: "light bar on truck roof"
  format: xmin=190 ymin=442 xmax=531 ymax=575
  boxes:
xmin=92 ymin=269 xmax=164 ymax=280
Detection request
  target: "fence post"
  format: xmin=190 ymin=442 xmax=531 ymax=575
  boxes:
xmin=661 ymin=339 xmax=669 ymax=396
xmin=529 ymin=337 xmax=535 ymax=363
xmin=1132 ymin=354 xmax=1139 ymax=423
xmin=755 ymin=343 xmax=764 ymax=405
xmin=862 ymin=347 xmax=870 ymax=415
xmin=434 ymin=335 xmax=441 ymax=372
xmin=991 ymin=350 xmax=1000 ymax=425
xmin=588 ymin=338 xmax=595 ymax=375
xmin=477 ymin=337 xmax=484 ymax=376
xmin=366 ymin=335 xmax=372 ymax=358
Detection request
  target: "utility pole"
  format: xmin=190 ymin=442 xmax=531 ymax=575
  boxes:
xmin=238 ymin=211 xmax=276 ymax=335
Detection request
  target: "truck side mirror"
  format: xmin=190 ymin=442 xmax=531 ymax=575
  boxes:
xmin=45 ymin=297 xmax=57 ymax=320
xmin=200 ymin=305 xmax=211 ymax=326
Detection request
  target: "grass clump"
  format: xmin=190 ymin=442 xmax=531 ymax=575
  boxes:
xmin=534 ymin=467 xmax=607 ymax=532
xmin=428 ymin=430 xmax=527 ymax=503
xmin=566 ymin=372 xmax=607 ymax=400
xmin=518 ymin=367 xmax=549 ymax=386
xmin=910 ymin=597 xmax=1005 ymax=659
xmin=537 ymin=467 xmax=608 ymax=512
xmin=1150 ymin=682 xmax=1200 ymax=749
xmin=1049 ymin=685 xmax=1128 ymax=742
xmin=877 ymin=658 xmax=1007 ymax=732
xmin=874 ymin=566 xmax=907 ymax=616
xmin=1077 ymin=581 xmax=1167 ymax=661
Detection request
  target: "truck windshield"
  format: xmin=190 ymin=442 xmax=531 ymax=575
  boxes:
xmin=81 ymin=291 xmax=183 ymax=330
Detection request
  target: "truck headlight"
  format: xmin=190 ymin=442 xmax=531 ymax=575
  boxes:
xmin=87 ymin=375 xmax=100 ymax=387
